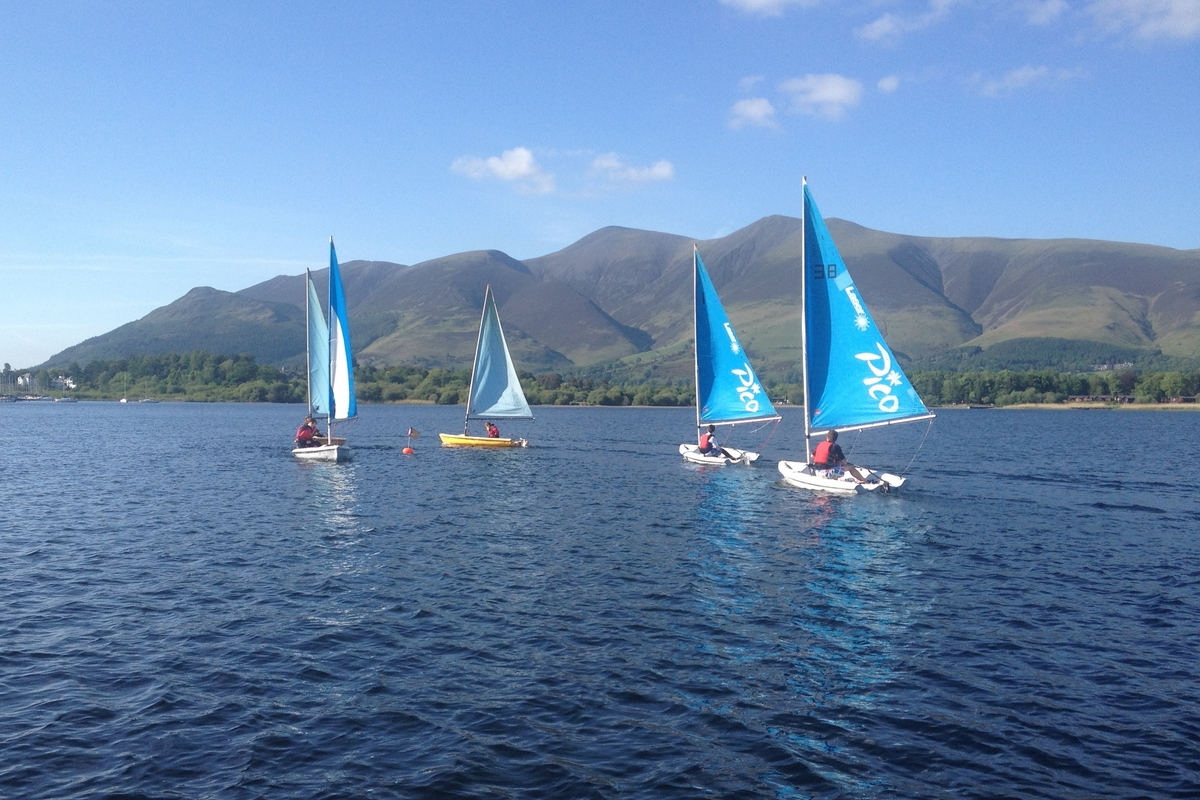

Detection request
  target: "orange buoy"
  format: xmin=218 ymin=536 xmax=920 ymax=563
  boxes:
xmin=402 ymin=447 xmax=414 ymax=455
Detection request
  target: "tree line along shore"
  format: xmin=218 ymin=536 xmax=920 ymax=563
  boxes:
xmin=4 ymin=351 xmax=1198 ymax=407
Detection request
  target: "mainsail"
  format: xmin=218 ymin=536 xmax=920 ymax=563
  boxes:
xmin=465 ymin=285 xmax=532 ymax=420
xmin=328 ymin=239 xmax=356 ymax=421
xmin=694 ymin=248 xmax=779 ymax=427
xmin=305 ymin=269 xmax=331 ymax=416
xmin=802 ymin=181 xmax=931 ymax=433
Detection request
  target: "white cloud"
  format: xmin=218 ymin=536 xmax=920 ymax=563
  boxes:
xmin=1088 ymin=0 xmax=1200 ymax=39
xmin=589 ymin=153 xmax=675 ymax=183
xmin=450 ymin=146 xmax=555 ymax=194
xmin=779 ymin=74 xmax=864 ymax=119
xmin=857 ymin=0 xmax=960 ymax=40
xmin=878 ymin=75 xmax=901 ymax=93
xmin=973 ymin=65 xmax=1085 ymax=96
xmin=729 ymin=97 xmax=779 ymax=128
xmin=1025 ymin=0 xmax=1069 ymax=24
xmin=720 ymin=0 xmax=818 ymax=15
xmin=738 ymin=75 xmax=766 ymax=92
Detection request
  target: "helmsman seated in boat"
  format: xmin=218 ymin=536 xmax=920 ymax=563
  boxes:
xmin=698 ymin=425 xmax=731 ymax=459
xmin=811 ymin=430 xmax=867 ymax=482
xmin=294 ymin=416 xmax=323 ymax=448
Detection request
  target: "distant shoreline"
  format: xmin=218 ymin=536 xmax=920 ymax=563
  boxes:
xmin=935 ymin=403 xmax=1200 ymax=411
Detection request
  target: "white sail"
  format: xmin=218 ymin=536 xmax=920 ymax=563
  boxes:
xmin=465 ymin=285 xmax=532 ymax=420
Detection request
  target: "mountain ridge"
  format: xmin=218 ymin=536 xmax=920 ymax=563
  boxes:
xmin=39 ymin=217 xmax=1200 ymax=375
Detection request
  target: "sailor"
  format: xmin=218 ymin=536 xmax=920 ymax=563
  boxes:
xmin=811 ymin=430 xmax=866 ymax=482
xmin=485 ymin=421 xmax=500 ymax=438
xmin=295 ymin=415 xmax=321 ymax=447
xmin=698 ymin=424 xmax=729 ymax=458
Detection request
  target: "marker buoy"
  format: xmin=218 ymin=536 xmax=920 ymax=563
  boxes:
xmin=402 ymin=446 xmax=414 ymax=455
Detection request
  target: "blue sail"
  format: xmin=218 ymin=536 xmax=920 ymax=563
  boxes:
xmin=306 ymin=271 xmax=331 ymax=416
xmin=328 ymin=240 xmax=356 ymax=421
xmin=694 ymin=250 xmax=779 ymax=426
xmin=466 ymin=285 xmax=532 ymax=419
xmin=804 ymin=183 xmax=931 ymax=432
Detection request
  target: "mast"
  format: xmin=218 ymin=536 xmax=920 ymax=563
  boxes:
xmin=692 ymin=245 xmax=701 ymax=434
xmin=463 ymin=285 xmax=490 ymax=434
xmin=304 ymin=267 xmax=313 ymax=418
xmin=327 ymin=236 xmax=335 ymax=444
xmin=800 ymin=176 xmax=812 ymax=462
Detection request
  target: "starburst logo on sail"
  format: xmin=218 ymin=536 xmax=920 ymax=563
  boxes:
xmin=855 ymin=314 xmax=869 ymax=331
xmin=856 ymin=343 xmax=902 ymax=413
xmin=723 ymin=323 xmax=740 ymax=354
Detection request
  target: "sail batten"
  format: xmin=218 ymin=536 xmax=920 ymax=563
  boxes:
xmin=803 ymin=184 xmax=930 ymax=432
xmin=694 ymin=250 xmax=780 ymax=427
xmin=466 ymin=286 xmax=532 ymax=420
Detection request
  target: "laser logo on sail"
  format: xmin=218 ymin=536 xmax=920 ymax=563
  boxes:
xmin=723 ymin=322 xmax=740 ymax=354
xmin=845 ymin=287 xmax=871 ymax=331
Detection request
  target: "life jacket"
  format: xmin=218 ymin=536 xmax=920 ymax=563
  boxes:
xmin=699 ymin=432 xmax=713 ymax=450
xmin=487 ymin=424 xmax=499 ymax=438
xmin=296 ymin=424 xmax=315 ymax=441
xmin=812 ymin=440 xmax=834 ymax=466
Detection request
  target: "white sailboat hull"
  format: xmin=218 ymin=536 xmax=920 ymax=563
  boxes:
xmin=292 ymin=443 xmax=351 ymax=462
xmin=777 ymin=460 xmax=905 ymax=494
xmin=678 ymin=443 xmax=760 ymax=466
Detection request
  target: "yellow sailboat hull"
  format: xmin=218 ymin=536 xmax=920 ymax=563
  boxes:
xmin=438 ymin=433 xmax=528 ymax=448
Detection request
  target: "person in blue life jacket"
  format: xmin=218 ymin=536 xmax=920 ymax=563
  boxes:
xmin=698 ymin=424 xmax=731 ymax=458
xmin=811 ymin=430 xmax=867 ymax=482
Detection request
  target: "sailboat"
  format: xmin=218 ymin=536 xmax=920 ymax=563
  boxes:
xmin=678 ymin=246 xmax=780 ymax=465
xmin=777 ymin=179 xmax=934 ymax=494
xmin=439 ymin=285 xmax=531 ymax=447
xmin=293 ymin=237 xmax=356 ymax=462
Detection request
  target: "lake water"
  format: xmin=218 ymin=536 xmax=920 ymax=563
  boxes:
xmin=1 ymin=402 xmax=1197 ymax=798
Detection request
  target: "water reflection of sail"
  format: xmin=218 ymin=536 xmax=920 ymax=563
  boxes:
xmin=693 ymin=470 xmax=769 ymax=619
xmin=782 ymin=501 xmax=920 ymax=722
xmin=310 ymin=462 xmax=360 ymax=532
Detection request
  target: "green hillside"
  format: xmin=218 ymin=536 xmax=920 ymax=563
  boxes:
xmin=37 ymin=217 xmax=1200 ymax=377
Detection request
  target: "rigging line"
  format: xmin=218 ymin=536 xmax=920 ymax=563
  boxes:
xmin=846 ymin=428 xmax=862 ymax=459
xmin=757 ymin=418 xmax=782 ymax=452
xmin=718 ymin=418 xmax=778 ymax=446
xmin=901 ymin=418 xmax=935 ymax=475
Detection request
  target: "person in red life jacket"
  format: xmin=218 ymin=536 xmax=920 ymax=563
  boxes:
xmin=294 ymin=415 xmax=322 ymax=447
xmin=811 ymin=430 xmax=867 ymax=482
xmin=485 ymin=421 xmax=500 ymax=438
xmin=698 ymin=424 xmax=731 ymax=458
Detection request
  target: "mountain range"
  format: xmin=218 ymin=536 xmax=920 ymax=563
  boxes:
xmin=43 ymin=216 xmax=1200 ymax=377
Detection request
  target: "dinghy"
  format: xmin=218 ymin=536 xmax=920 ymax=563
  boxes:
xmin=778 ymin=179 xmax=934 ymax=493
xmin=679 ymin=246 xmax=780 ymax=466
xmin=439 ymin=285 xmax=531 ymax=448
xmin=293 ymin=238 xmax=356 ymax=462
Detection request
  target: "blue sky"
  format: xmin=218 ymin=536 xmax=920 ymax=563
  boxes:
xmin=3 ymin=0 xmax=1198 ymax=367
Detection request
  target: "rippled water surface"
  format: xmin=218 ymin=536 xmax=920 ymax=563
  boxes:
xmin=1 ymin=402 xmax=1198 ymax=798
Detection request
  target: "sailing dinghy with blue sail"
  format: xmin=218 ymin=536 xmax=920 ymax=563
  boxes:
xmin=679 ymin=246 xmax=780 ymax=466
xmin=778 ymin=180 xmax=934 ymax=493
xmin=293 ymin=238 xmax=356 ymax=462
xmin=439 ymin=285 xmax=531 ymax=448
